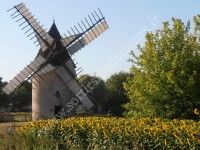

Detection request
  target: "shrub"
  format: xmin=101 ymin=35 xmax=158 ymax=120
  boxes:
xmin=124 ymin=17 xmax=200 ymax=119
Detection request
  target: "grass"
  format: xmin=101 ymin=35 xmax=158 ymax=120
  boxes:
xmin=0 ymin=112 xmax=30 ymax=138
xmin=0 ymin=121 xmax=27 ymax=149
xmin=0 ymin=112 xmax=31 ymax=123
xmin=0 ymin=122 xmax=25 ymax=137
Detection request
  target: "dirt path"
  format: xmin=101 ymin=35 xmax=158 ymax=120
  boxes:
xmin=0 ymin=122 xmax=25 ymax=137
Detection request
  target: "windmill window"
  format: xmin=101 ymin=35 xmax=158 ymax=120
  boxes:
xmin=55 ymin=91 xmax=60 ymax=98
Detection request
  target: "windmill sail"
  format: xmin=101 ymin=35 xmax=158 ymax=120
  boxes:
xmin=2 ymin=56 xmax=46 ymax=95
xmin=33 ymin=60 xmax=94 ymax=109
xmin=61 ymin=35 xmax=77 ymax=46
xmin=61 ymin=9 xmax=109 ymax=56
xmin=8 ymin=3 xmax=54 ymax=52
xmin=55 ymin=66 xmax=94 ymax=109
xmin=67 ymin=20 xmax=108 ymax=55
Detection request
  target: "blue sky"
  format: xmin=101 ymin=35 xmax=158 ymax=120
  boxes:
xmin=0 ymin=0 xmax=199 ymax=81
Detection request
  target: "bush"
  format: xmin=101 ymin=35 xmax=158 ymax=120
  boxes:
xmin=1 ymin=117 xmax=199 ymax=149
xmin=104 ymin=72 xmax=130 ymax=116
xmin=124 ymin=17 xmax=200 ymax=119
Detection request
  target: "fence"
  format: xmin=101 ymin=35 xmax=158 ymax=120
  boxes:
xmin=0 ymin=112 xmax=32 ymax=122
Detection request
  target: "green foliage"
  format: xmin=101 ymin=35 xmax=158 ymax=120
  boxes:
xmin=0 ymin=134 xmax=57 ymax=150
xmin=124 ymin=17 xmax=200 ymax=119
xmin=0 ymin=77 xmax=5 ymax=89
xmin=0 ymin=77 xmax=31 ymax=112
xmin=0 ymin=78 xmax=10 ymax=107
xmin=104 ymin=72 xmax=130 ymax=115
xmin=1 ymin=117 xmax=200 ymax=149
xmin=79 ymin=74 xmax=106 ymax=107
xmin=11 ymin=81 xmax=32 ymax=111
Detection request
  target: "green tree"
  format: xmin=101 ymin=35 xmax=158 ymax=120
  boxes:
xmin=104 ymin=72 xmax=130 ymax=116
xmin=124 ymin=17 xmax=200 ymax=119
xmin=0 ymin=77 xmax=4 ymax=91
xmin=0 ymin=77 xmax=10 ymax=108
xmin=79 ymin=74 xmax=106 ymax=112
xmin=11 ymin=81 xmax=32 ymax=111
xmin=0 ymin=78 xmax=31 ymax=112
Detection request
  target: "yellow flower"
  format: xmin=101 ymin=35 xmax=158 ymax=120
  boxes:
xmin=187 ymin=138 xmax=190 ymax=145
xmin=194 ymin=109 xmax=200 ymax=115
xmin=164 ymin=139 xmax=167 ymax=145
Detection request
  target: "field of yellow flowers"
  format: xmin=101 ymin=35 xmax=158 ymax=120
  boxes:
xmin=1 ymin=116 xmax=200 ymax=149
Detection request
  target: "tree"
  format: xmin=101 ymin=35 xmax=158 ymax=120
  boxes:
xmin=124 ymin=17 xmax=200 ymax=119
xmin=11 ymin=81 xmax=32 ymax=111
xmin=104 ymin=72 xmax=130 ymax=116
xmin=0 ymin=77 xmax=31 ymax=112
xmin=79 ymin=74 xmax=106 ymax=112
xmin=0 ymin=77 xmax=10 ymax=108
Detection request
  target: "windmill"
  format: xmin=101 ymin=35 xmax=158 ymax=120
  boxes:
xmin=2 ymin=2 xmax=109 ymax=120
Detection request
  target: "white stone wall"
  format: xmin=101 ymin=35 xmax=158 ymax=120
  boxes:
xmin=32 ymin=70 xmax=74 ymax=120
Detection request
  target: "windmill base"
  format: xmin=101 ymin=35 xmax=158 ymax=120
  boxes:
xmin=32 ymin=70 xmax=87 ymax=120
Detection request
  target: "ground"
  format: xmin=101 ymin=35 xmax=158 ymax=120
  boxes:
xmin=0 ymin=122 xmax=25 ymax=137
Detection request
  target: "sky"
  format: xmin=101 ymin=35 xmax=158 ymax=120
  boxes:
xmin=0 ymin=0 xmax=199 ymax=82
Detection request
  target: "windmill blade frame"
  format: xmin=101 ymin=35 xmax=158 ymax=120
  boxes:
xmin=68 ymin=20 xmax=108 ymax=55
xmin=2 ymin=56 xmax=47 ymax=95
xmin=55 ymin=66 xmax=94 ymax=109
xmin=61 ymin=9 xmax=109 ymax=56
xmin=7 ymin=2 xmax=54 ymax=52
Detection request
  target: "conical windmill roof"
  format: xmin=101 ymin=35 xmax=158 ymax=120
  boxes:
xmin=48 ymin=21 xmax=62 ymax=40
xmin=35 ymin=21 xmax=62 ymax=58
